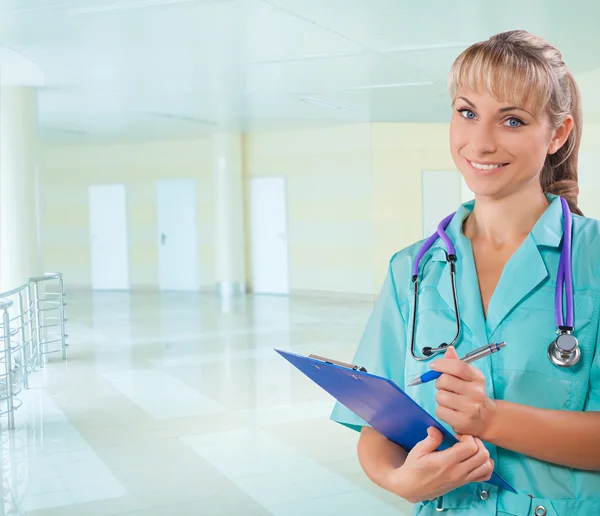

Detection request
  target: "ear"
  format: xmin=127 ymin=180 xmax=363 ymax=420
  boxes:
xmin=548 ymin=115 xmax=574 ymax=155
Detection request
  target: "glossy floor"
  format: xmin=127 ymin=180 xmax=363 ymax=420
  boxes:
xmin=1 ymin=291 xmax=413 ymax=516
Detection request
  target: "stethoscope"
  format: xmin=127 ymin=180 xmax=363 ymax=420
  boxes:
xmin=410 ymin=196 xmax=580 ymax=368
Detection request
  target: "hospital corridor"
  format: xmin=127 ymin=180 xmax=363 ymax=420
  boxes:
xmin=1 ymin=1 xmax=600 ymax=515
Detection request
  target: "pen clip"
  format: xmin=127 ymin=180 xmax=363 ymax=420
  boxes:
xmin=308 ymin=354 xmax=367 ymax=373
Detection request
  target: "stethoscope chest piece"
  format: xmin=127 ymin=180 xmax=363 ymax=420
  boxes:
xmin=548 ymin=329 xmax=580 ymax=368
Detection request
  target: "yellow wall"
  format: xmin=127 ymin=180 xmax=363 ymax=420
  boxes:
xmin=39 ymin=123 xmax=600 ymax=294
xmin=370 ymin=123 xmax=458 ymax=288
xmin=40 ymin=126 xmax=378 ymax=294
xmin=244 ymin=124 xmax=374 ymax=295
xmin=40 ymin=138 xmax=215 ymax=289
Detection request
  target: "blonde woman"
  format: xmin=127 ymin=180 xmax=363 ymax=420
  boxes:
xmin=332 ymin=30 xmax=600 ymax=515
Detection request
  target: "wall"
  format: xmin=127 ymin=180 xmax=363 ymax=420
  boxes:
xmin=370 ymin=123 xmax=458 ymax=289
xmin=244 ymin=124 xmax=374 ymax=295
xmin=39 ymin=138 xmax=215 ymax=289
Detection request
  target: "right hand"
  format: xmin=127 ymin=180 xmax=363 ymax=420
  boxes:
xmin=389 ymin=426 xmax=494 ymax=504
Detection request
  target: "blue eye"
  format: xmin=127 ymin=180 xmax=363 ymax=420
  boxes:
xmin=505 ymin=117 xmax=523 ymax=128
xmin=459 ymin=109 xmax=476 ymax=120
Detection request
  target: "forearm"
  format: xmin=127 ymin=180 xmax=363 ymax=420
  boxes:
xmin=357 ymin=427 xmax=409 ymax=496
xmin=485 ymin=400 xmax=600 ymax=470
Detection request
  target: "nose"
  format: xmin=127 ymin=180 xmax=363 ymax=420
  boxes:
xmin=470 ymin=122 xmax=497 ymax=155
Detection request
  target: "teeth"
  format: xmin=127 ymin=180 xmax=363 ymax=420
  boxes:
xmin=470 ymin=161 xmax=505 ymax=170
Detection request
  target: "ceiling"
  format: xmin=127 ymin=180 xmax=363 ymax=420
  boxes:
xmin=1 ymin=0 xmax=600 ymax=142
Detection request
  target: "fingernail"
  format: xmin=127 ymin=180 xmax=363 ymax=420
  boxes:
xmin=429 ymin=362 xmax=438 ymax=370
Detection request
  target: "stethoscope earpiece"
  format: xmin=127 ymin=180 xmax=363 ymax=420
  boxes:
xmin=421 ymin=343 xmax=448 ymax=357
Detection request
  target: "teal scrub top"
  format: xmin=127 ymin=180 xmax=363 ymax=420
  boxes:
xmin=331 ymin=195 xmax=600 ymax=516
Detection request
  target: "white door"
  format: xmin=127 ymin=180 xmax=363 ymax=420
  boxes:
xmin=89 ymin=184 xmax=130 ymax=290
xmin=422 ymin=171 xmax=461 ymax=239
xmin=250 ymin=177 xmax=289 ymax=295
xmin=157 ymin=179 xmax=198 ymax=291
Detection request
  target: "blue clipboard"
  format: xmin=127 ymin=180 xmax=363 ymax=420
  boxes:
xmin=275 ymin=349 xmax=516 ymax=494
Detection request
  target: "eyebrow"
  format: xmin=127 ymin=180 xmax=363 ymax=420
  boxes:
xmin=456 ymin=96 xmax=533 ymax=116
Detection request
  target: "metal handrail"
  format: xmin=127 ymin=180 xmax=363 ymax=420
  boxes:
xmin=0 ymin=273 xmax=67 ymax=429
xmin=0 ymin=273 xmax=64 ymax=297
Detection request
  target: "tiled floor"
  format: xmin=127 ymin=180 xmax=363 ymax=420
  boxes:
xmin=2 ymin=291 xmax=413 ymax=515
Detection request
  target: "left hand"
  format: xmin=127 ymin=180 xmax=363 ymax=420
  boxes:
xmin=432 ymin=346 xmax=498 ymax=440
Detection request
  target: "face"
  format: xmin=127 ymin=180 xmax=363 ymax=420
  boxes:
xmin=449 ymin=89 xmax=573 ymax=200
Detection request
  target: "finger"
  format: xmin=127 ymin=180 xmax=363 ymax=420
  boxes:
xmin=466 ymin=459 xmax=495 ymax=483
xmin=436 ymin=389 xmax=471 ymax=412
xmin=437 ymin=434 xmax=478 ymax=463
xmin=459 ymin=439 xmax=491 ymax=477
xmin=411 ymin=426 xmax=444 ymax=458
xmin=444 ymin=346 xmax=460 ymax=360
xmin=435 ymin=373 xmax=470 ymax=395
xmin=430 ymin=358 xmax=484 ymax=382
xmin=435 ymin=405 xmax=460 ymax=429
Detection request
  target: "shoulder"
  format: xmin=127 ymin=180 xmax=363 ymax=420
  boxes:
xmin=573 ymin=213 xmax=600 ymax=242
xmin=572 ymin=214 xmax=600 ymax=254
xmin=389 ymin=239 xmax=428 ymax=274
xmin=386 ymin=238 xmax=431 ymax=304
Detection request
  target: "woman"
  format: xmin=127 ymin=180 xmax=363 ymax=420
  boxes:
xmin=331 ymin=30 xmax=600 ymax=515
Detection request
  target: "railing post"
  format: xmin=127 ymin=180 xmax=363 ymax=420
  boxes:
xmin=32 ymin=280 xmax=44 ymax=367
xmin=0 ymin=298 xmax=15 ymax=430
xmin=57 ymin=275 xmax=67 ymax=360
xmin=28 ymin=283 xmax=38 ymax=372
xmin=18 ymin=291 xmax=29 ymax=389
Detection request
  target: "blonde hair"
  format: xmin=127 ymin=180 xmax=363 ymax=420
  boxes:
xmin=448 ymin=30 xmax=583 ymax=215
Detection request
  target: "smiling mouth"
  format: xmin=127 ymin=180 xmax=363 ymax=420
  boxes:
xmin=467 ymin=159 xmax=509 ymax=171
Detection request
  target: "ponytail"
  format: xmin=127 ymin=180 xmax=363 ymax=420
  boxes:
xmin=540 ymin=73 xmax=583 ymax=216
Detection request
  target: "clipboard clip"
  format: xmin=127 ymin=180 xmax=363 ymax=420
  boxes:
xmin=308 ymin=354 xmax=367 ymax=373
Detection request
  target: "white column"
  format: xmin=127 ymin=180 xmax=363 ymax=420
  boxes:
xmin=0 ymin=86 xmax=40 ymax=292
xmin=213 ymin=132 xmax=246 ymax=297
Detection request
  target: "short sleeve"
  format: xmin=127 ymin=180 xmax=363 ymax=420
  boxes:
xmin=330 ymin=257 xmax=408 ymax=431
xmin=585 ymin=316 xmax=600 ymax=411
xmin=582 ymin=226 xmax=600 ymax=412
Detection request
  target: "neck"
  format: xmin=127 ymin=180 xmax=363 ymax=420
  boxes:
xmin=464 ymin=187 xmax=549 ymax=246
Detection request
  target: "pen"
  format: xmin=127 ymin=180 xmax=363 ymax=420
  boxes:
xmin=407 ymin=342 xmax=506 ymax=387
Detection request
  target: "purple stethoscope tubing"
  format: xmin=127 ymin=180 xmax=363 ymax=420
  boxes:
xmin=410 ymin=197 xmax=574 ymax=362
xmin=555 ymin=197 xmax=574 ymax=329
